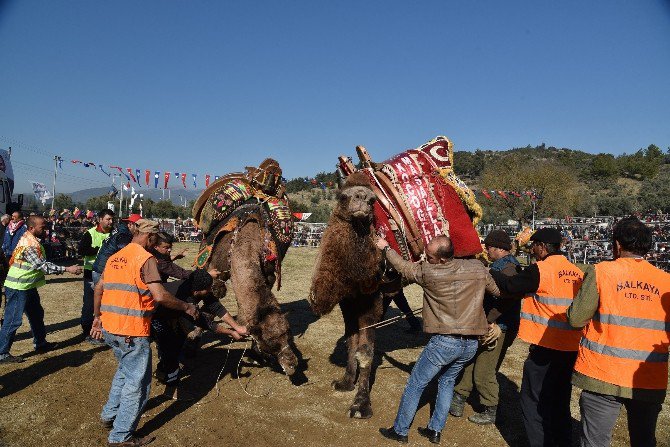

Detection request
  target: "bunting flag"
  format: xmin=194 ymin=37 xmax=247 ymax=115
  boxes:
xmin=174 ymin=172 xmax=180 ymax=179
xmin=292 ymin=212 xmax=312 ymax=221
xmin=126 ymin=168 xmax=137 ymax=184
xmin=181 ymin=173 xmax=187 ymax=188
xmin=145 ymin=170 xmax=150 ymax=186
xmin=57 ymin=158 xmax=63 ymax=170
xmin=481 ymin=189 xmax=492 ymax=199
xmin=135 ymin=169 xmax=142 ymax=187
xmin=71 ymin=160 xmax=82 ymax=164
xmin=497 ymin=191 xmax=508 ymax=200
xmin=99 ymin=165 xmax=111 ymax=176
xmin=164 ymin=171 xmax=171 ymax=189
xmin=154 ymin=171 xmax=160 ymax=188
xmin=205 ymin=174 xmax=211 ymax=188
xmin=83 ymin=162 xmax=96 ymax=168
xmin=511 ymin=191 xmax=522 ymax=198
xmin=110 ymin=166 xmax=130 ymax=181
xmin=192 ymin=173 xmax=197 ymax=188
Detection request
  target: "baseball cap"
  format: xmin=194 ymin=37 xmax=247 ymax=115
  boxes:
xmin=530 ymin=228 xmax=562 ymax=245
xmin=135 ymin=219 xmax=160 ymax=234
xmin=121 ymin=213 xmax=142 ymax=223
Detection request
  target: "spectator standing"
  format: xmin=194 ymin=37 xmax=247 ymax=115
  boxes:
xmin=492 ymin=228 xmax=584 ymax=447
xmin=92 ymin=214 xmax=141 ymax=286
xmin=567 ymin=217 xmax=670 ymax=447
xmin=89 ymin=219 xmax=197 ymax=446
xmin=2 ymin=211 xmax=27 ymax=258
xmin=377 ymin=236 xmax=501 ymax=444
xmin=450 ymin=230 xmax=521 ymax=425
xmin=0 ymin=214 xmax=10 ymax=243
xmin=0 ymin=216 xmax=82 ymax=363
xmin=79 ymin=209 xmax=114 ymax=341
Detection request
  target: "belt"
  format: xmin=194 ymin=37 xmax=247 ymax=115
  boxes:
xmin=444 ymin=334 xmax=480 ymax=340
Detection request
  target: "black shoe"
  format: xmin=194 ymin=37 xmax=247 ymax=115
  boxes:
xmin=418 ymin=427 xmax=441 ymax=444
xmin=379 ymin=427 xmax=408 ymax=444
xmin=468 ymin=405 xmax=497 ymax=425
xmin=449 ymin=392 xmax=466 ymax=417
xmin=0 ymin=354 xmax=24 ymax=364
xmin=34 ymin=342 xmax=59 ymax=353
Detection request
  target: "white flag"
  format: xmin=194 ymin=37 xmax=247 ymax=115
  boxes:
xmin=30 ymin=181 xmax=53 ymax=204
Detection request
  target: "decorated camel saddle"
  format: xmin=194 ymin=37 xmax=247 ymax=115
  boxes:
xmin=191 ymin=159 xmax=293 ymax=286
xmin=338 ymin=136 xmax=483 ymax=260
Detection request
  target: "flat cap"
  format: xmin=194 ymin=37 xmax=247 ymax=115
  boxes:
xmin=136 ymin=219 xmax=160 ymax=234
xmin=530 ymin=227 xmax=562 ymax=245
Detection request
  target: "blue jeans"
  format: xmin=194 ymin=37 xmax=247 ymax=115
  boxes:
xmin=101 ymin=330 xmax=152 ymax=444
xmin=0 ymin=287 xmax=47 ymax=356
xmin=81 ymin=274 xmax=94 ymax=334
xmin=393 ymin=335 xmax=478 ymax=436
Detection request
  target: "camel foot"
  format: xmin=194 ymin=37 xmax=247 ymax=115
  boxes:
xmin=348 ymin=399 xmax=373 ymax=419
xmin=331 ymin=379 xmax=355 ymax=392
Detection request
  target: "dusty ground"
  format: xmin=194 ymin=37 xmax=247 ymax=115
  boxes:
xmin=0 ymin=244 xmax=668 ymax=447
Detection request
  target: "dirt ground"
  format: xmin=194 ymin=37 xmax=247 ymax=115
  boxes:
xmin=0 ymin=244 xmax=668 ymax=447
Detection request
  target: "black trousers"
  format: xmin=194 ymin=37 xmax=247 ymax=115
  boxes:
xmin=151 ymin=318 xmax=185 ymax=386
xmin=579 ymin=390 xmax=662 ymax=447
xmin=520 ymin=344 xmax=577 ymax=447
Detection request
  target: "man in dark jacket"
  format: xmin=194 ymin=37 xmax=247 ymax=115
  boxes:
xmin=450 ymin=230 xmax=521 ymax=425
xmin=2 ymin=211 xmax=26 ymax=258
xmin=91 ymin=214 xmax=141 ymax=285
xmin=377 ymin=235 xmax=501 ymax=444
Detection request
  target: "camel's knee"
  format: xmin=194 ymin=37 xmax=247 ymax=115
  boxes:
xmin=355 ymin=344 xmax=373 ymax=368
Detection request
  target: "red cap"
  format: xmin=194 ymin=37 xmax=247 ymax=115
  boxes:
xmin=121 ymin=213 xmax=143 ymax=223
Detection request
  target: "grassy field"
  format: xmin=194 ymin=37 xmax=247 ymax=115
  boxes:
xmin=0 ymin=243 xmax=667 ymax=446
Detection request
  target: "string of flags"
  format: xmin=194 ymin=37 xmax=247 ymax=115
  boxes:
xmin=68 ymin=158 xmax=222 ymax=189
xmin=476 ymin=189 xmax=542 ymax=201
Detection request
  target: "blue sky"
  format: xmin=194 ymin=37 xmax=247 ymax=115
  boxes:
xmin=1 ymin=0 xmax=669 ymax=193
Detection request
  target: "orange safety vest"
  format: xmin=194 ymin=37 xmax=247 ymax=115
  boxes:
xmin=574 ymin=258 xmax=670 ymax=390
xmin=100 ymin=242 xmax=155 ymax=337
xmin=518 ymin=255 xmax=584 ymax=351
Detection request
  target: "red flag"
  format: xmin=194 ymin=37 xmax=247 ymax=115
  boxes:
xmin=205 ymin=174 xmax=211 ymax=187
xmin=497 ymin=190 xmax=508 ymax=200
xmin=511 ymin=191 xmax=522 ymax=198
xmin=181 ymin=173 xmax=187 ymax=188
xmin=145 ymin=170 xmax=150 ymax=186
xmin=481 ymin=189 xmax=492 ymax=199
xmin=71 ymin=160 xmax=82 ymax=164
xmin=164 ymin=171 xmax=171 ymax=189
xmin=126 ymin=168 xmax=137 ymax=183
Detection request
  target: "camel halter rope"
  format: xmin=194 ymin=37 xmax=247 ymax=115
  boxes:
xmin=358 ymin=306 xmax=423 ymax=331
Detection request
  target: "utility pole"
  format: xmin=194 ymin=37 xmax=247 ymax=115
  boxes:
xmin=51 ymin=156 xmax=60 ymax=211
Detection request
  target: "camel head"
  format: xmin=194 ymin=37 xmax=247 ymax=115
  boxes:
xmin=251 ymin=307 xmax=299 ymax=376
xmin=335 ymin=172 xmax=376 ymax=224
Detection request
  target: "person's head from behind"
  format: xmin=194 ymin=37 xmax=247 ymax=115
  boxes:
xmin=153 ymin=231 xmax=174 ymax=256
xmin=97 ymin=209 xmax=115 ymax=232
xmin=188 ymin=268 xmax=214 ymax=297
xmin=133 ymin=219 xmax=160 ymax=249
xmin=426 ymin=235 xmax=454 ymax=264
xmin=11 ymin=211 xmax=23 ymax=223
xmin=612 ymin=217 xmax=652 ymax=258
xmin=0 ymin=214 xmax=9 ymax=226
xmin=27 ymin=215 xmax=47 ymax=238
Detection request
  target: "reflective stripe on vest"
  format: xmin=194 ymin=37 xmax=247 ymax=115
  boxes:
xmin=4 ymin=247 xmax=47 ymax=291
xmin=83 ymin=227 xmax=110 ymax=270
xmin=574 ymin=258 xmax=670 ymax=390
xmin=99 ymin=243 xmax=155 ymax=337
xmin=518 ymin=255 xmax=584 ymax=351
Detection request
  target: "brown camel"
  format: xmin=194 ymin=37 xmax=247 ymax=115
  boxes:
xmin=309 ymin=172 xmax=384 ymax=418
xmin=193 ymin=159 xmax=300 ymax=377
xmin=205 ymin=217 xmax=299 ymax=376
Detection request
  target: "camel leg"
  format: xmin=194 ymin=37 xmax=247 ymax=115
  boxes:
xmin=332 ymin=300 xmax=359 ymax=392
xmin=348 ymin=293 xmax=382 ymax=419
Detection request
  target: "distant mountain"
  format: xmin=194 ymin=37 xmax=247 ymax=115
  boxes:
xmin=69 ymin=186 xmax=204 ymax=205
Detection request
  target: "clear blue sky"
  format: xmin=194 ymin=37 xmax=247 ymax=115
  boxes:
xmin=1 ymin=0 xmax=669 ymax=193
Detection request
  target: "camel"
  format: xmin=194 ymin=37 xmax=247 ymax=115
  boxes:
xmin=309 ymin=137 xmax=483 ymax=419
xmin=193 ymin=159 xmax=300 ymax=376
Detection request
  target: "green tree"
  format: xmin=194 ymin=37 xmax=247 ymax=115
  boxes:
xmin=86 ymin=194 xmax=113 ymax=213
xmin=590 ymin=153 xmax=617 ymax=179
xmin=52 ymin=193 xmax=76 ymax=211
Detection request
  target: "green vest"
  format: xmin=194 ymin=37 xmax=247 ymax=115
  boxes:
xmin=5 ymin=245 xmax=47 ymax=290
xmin=83 ymin=227 xmax=110 ymax=270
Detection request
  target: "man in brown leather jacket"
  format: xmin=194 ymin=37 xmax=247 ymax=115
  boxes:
xmin=378 ymin=235 xmax=501 ymax=444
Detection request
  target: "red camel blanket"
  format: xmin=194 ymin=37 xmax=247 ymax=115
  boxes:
xmin=339 ymin=136 xmax=483 ymax=261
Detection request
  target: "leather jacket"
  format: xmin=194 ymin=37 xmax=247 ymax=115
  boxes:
xmin=386 ymin=249 xmax=500 ymax=336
